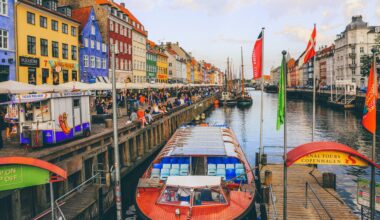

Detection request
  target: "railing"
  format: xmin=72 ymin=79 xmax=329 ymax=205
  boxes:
xmin=305 ymin=182 xmax=333 ymax=220
xmin=269 ymin=184 xmax=278 ymax=220
xmin=54 ymin=173 xmax=102 ymax=220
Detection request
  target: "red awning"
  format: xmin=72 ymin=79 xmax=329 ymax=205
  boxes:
xmin=286 ymin=142 xmax=380 ymax=169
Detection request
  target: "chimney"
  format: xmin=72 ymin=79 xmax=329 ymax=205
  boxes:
xmin=121 ymin=2 xmax=125 ymax=7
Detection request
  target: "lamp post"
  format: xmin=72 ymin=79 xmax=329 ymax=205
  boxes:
xmin=111 ymin=44 xmax=123 ymax=220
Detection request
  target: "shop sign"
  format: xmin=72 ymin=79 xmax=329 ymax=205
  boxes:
xmin=44 ymin=60 xmax=78 ymax=70
xmin=294 ymin=151 xmax=368 ymax=166
xmin=19 ymin=56 xmax=40 ymax=67
xmin=0 ymin=165 xmax=50 ymax=191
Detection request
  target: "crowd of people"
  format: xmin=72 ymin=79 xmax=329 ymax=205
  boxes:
xmin=126 ymin=87 xmax=218 ymax=127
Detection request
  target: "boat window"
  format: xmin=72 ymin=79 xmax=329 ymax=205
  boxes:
xmin=158 ymin=186 xmax=191 ymax=206
xmin=193 ymin=187 xmax=227 ymax=206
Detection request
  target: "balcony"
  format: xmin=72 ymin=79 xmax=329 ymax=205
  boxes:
xmin=349 ymin=53 xmax=356 ymax=59
xmin=348 ymin=63 xmax=357 ymax=69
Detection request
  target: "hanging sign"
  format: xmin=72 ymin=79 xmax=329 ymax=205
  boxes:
xmin=294 ymin=151 xmax=368 ymax=166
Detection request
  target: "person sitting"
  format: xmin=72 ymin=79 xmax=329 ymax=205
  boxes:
xmin=145 ymin=107 xmax=153 ymax=124
xmin=173 ymin=99 xmax=181 ymax=107
xmin=152 ymin=103 xmax=160 ymax=115
xmin=166 ymin=102 xmax=173 ymax=112
xmin=129 ymin=110 xmax=138 ymax=122
xmin=137 ymin=107 xmax=146 ymax=127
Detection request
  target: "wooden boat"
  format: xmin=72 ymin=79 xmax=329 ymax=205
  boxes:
xmin=236 ymin=47 xmax=253 ymax=108
xmin=220 ymin=92 xmax=237 ymax=107
xmin=136 ymin=126 xmax=256 ymax=220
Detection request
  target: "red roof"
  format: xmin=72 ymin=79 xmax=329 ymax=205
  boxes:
xmin=72 ymin=6 xmax=92 ymax=31
xmin=166 ymin=48 xmax=177 ymax=56
xmin=114 ymin=2 xmax=147 ymax=36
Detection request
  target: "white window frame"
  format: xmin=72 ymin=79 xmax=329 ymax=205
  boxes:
xmin=120 ymin=59 xmax=124 ymax=70
xmin=96 ymin=57 xmax=101 ymax=68
xmin=115 ymin=23 xmax=118 ymax=34
xmin=90 ymin=56 xmax=95 ymax=68
xmin=91 ymin=24 xmax=95 ymax=35
xmin=102 ymin=58 xmax=106 ymax=69
xmin=84 ymin=38 xmax=89 ymax=47
xmin=0 ymin=29 xmax=8 ymax=50
xmin=119 ymin=41 xmax=123 ymax=53
xmin=102 ymin=43 xmax=107 ymax=52
xmin=90 ymin=40 xmax=95 ymax=49
xmin=0 ymin=0 xmax=8 ymax=16
xmin=84 ymin=55 xmax=89 ymax=67
xmin=96 ymin=41 xmax=100 ymax=51
xmin=110 ymin=21 xmax=114 ymax=31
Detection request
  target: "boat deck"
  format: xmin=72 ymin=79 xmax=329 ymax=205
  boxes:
xmin=261 ymin=164 xmax=358 ymax=220
xmin=136 ymin=188 xmax=254 ymax=220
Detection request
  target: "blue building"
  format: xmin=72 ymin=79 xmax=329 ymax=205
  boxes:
xmin=72 ymin=6 xmax=108 ymax=83
xmin=0 ymin=0 xmax=15 ymax=81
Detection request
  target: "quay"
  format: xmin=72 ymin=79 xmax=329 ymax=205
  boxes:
xmin=261 ymin=164 xmax=358 ymax=220
xmin=0 ymin=95 xmax=217 ymax=220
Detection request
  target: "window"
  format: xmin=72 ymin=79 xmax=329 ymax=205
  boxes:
xmin=91 ymin=25 xmax=95 ymax=35
xmin=62 ymin=43 xmax=68 ymax=59
xmin=124 ymin=59 xmax=127 ymax=70
xmin=116 ymin=58 xmax=119 ymax=69
xmin=0 ymin=0 xmax=8 ymax=16
xmin=96 ymin=57 xmax=101 ymax=68
xmin=96 ymin=41 xmax=100 ymax=51
xmin=63 ymin=70 xmax=68 ymax=83
xmin=84 ymin=38 xmax=88 ymax=47
xmin=51 ymin=20 xmax=58 ymax=31
xmin=71 ymin=45 xmax=77 ymax=60
xmin=120 ymin=59 xmax=124 ymax=70
xmin=90 ymin=56 xmax=95 ymax=68
xmin=360 ymin=47 xmax=364 ymax=53
xmin=0 ymin=29 xmax=8 ymax=50
xmin=52 ymin=41 xmax=59 ymax=58
xmin=110 ymin=38 xmax=113 ymax=46
xmin=28 ymin=68 xmax=36 ymax=85
xmin=102 ymin=58 xmax=106 ymax=69
xmin=115 ymin=23 xmax=118 ymax=33
xmin=40 ymin=39 xmax=48 ymax=56
xmin=72 ymin=70 xmax=77 ymax=81
xmin=40 ymin=16 xmax=47 ymax=28
xmin=90 ymin=40 xmax=94 ymax=49
xmin=27 ymin=12 xmax=35 ymax=25
xmin=42 ymin=69 xmax=49 ymax=84
xmin=62 ymin=23 xmax=68 ymax=34
xmin=102 ymin=43 xmax=107 ymax=52
xmin=84 ymin=55 xmax=89 ymax=67
xmin=71 ymin=26 xmax=76 ymax=36
xmin=124 ymin=43 xmax=127 ymax=53
xmin=119 ymin=41 xmax=123 ymax=53
xmin=110 ymin=21 xmax=114 ymax=31
xmin=27 ymin=36 xmax=36 ymax=54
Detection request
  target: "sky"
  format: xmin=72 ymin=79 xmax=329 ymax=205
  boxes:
xmin=116 ymin=0 xmax=380 ymax=77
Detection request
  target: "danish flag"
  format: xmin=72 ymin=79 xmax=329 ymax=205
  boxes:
xmin=302 ymin=25 xmax=317 ymax=64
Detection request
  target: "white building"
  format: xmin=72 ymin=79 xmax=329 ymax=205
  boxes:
xmin=334 ymin=15 xmax=380 ymax=88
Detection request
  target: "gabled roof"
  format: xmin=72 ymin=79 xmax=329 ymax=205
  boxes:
xmin=72 ymin=6 xmax=92 ymax=31
xmin=166 ymin=48 xmax=177 ymax=56
xmin=114 ymin=2 xmax=147 ymax=36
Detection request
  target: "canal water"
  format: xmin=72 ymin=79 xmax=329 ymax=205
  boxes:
xmin=205 ymin=89 xmax=380 ymax=215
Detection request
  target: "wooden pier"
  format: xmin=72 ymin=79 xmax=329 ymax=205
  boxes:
xmin=261 ymin=164 xmax=358 ymax=220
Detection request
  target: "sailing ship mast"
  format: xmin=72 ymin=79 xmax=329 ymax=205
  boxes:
xmin=241 ymin=47 xmax=245 ymax=97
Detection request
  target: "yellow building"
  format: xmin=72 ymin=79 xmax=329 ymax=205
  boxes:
xmin=192 ymin=59 xmax=200 ymax=84
xmin=156 ymin=49 xmax=168 ymax=83
xmin=16 ymin=0 xmax=80 ymax=85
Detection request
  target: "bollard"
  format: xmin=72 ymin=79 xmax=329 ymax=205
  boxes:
xmin=264 ymin=170 xmax=272 ymax=186
xmin=104 ymin=119 xmax=112 ymax=128
xmin=322 ymin=172 xmax=336 ymax=190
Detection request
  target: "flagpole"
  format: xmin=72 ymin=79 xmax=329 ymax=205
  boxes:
xmin=282 ymin=50 xmax=288 ymax=220
xmin=370 ymin=47 xmax=377 ymax=220
xmin=312 ymin=23 xmax=316 ymax=142
xmin=259 ymin=27 xmax=265 ymax=161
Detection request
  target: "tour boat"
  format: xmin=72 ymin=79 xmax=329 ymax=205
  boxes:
xmin=220 ymin=91 xmax=237 ymax=106
xmin=136 ymin=125 xmax=256 ymax=220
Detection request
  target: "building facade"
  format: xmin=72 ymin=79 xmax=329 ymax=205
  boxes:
xmin=58 ymin=0 xmax=133 ymax=83
xmin=72 ymin=7 xmax=108 ymax=83
xmin=165 ymin=48 xmax=177 ymax=83
xmin=146 ymin=40 xmax=157 ymax=82
xmin=0 ymin=0 xmax=15 ymax=82
xmin=16 ymin=0 xmax=80 ymax=85
xmin=165 ymin=42 xmax=188 ymax=83
xmin=314 ymin=45 xmax=335 ymax=86
xmin=156 ymin=47 xmax=168 ymax=83
xmin=334 ymin=15 xmax=380 ymax=88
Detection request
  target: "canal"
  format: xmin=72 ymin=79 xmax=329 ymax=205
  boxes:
xmin=205 ymin=89 xmax=380 ymax=215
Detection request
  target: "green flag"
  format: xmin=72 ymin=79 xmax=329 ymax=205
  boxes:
xmin=276 ymin=56 xmax=286 ymax=130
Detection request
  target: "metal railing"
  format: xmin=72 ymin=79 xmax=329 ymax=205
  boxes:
xmin=269 ymin=184 xmax=278 ymax=220
xmin=305 ymin=182 xmax=333 ymax=220
xmin=54 ymin=173 xmax=101 ymax=220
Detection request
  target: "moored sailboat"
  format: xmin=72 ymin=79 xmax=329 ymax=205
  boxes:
xmin=237 ymin=47 xmax=253 ymax=107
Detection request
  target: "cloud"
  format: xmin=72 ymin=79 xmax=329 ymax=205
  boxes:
xmin=377 ymin=4 xmax=380 ymax=17
xmin=343 ymin=0 xmax=366 ymax=18
xmin=279 ymin=26 xmax=334 ymax=48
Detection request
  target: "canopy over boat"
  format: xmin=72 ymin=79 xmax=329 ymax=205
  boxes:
xmin=166 ymin=176 xmax=221 ymax=188
xmin=164 ymin=126 xmax=239 ymax=158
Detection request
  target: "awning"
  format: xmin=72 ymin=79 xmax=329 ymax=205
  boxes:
xmin=166 ymin=176 xmax=221 ymax=188
xmin=0 ymin=80 xmax=50 ymax=94
xmin=96 ymin=76 xmax=110 ymax=84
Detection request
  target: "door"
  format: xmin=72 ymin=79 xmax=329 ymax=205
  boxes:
xmin=73 ymin=98 xmax=82 ymax=135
